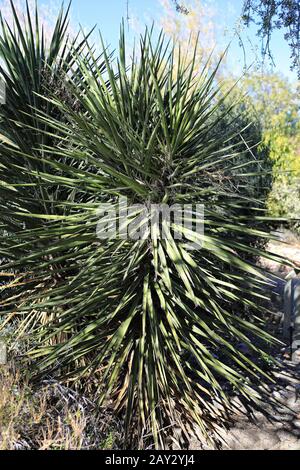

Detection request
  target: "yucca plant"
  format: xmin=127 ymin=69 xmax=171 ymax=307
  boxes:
xmin=0 ymin=16 xmax=286 ymax=448
xmin=0 ymin=1 xmax=100 ymax=321
xmin=0 ymin=0 xmax=97 ymax=246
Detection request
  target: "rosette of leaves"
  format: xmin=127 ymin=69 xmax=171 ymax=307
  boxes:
xmin=0 ymin=22 xmax=286 ymax=448
xmin=0 ymin=0 xmax=97 ymax=255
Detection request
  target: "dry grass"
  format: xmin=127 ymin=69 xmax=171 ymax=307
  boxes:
xmin=0 ymin=364 xmax=121 ymax=450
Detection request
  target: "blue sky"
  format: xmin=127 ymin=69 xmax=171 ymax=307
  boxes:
xmin=69 ymin=1 xmax=296 ymax=81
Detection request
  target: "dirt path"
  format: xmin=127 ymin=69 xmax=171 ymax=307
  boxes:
xmin=191 ymin=230 xmax=300 ymax=450
xmin=260 ymin=231 xmax=300 ymax=276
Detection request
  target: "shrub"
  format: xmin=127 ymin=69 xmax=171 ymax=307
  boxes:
xmin=237 ymin=72 xmax=300 ymax=225
xmin=0 ymin=0 xmax=92 ymax=257
xmin=0 ymin=7 xmax=284 ymax=448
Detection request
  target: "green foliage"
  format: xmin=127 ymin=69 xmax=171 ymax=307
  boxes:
xmin=235 ymin=72 xmax=300 ymax=223
xmin=0 ymin=3 xmax=285 ymax=449
xmin=172 ymin=0 xmax=300 ymax=76
xmin=237 ymin=73 xmax=298 ymax=134
xmin=242 ymin=0 xmax=300 ymax=76
xmin=268 ymin=180 xmax=300 ymax=220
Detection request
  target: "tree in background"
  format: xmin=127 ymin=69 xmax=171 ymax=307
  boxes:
xmin=172 ymin=0 xmax=300 ymax=76
xmin=160 ymin=0 xmax=223 ymax=73
xmin=161 ymin=0 xmax=221 ymax=70
xmin=239 ymin=72 xmax=300 ymax=220
xmin=242 ymin=0 xmax=300 ymax=77
xmin=171 ymin=0 xmax=190 ymax=15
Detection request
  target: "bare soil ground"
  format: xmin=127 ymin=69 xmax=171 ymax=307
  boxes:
xmin=190 ymin=230 xmax=300 ymax=450
xmin=260 ymin=231 xmax=300 ymax=276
